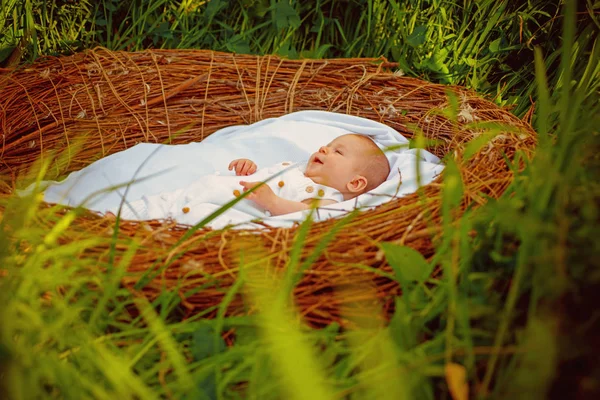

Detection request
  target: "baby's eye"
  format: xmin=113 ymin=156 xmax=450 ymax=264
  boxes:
xmin=335 ymin=150 xmax=342 ymax=155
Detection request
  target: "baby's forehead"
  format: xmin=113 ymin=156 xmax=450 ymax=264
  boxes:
xmin=331 ymin=134 xmax=376 ymax=151
xmin=331 ymin=134 xmax=366 ymax=146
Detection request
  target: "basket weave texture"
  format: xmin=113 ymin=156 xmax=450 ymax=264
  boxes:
xmin=0 ymin=48 xmax=536 ymax=325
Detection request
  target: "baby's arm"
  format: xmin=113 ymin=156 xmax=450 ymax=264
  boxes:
xmin=239 ymin=181 xmax=337 ymax=216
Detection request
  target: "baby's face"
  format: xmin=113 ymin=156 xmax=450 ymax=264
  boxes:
xmin=304 ymin=135 xmax=371 ymax=192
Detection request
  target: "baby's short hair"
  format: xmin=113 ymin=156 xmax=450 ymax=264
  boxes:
xmin=351 ymin=134 xmax=391 ymax=192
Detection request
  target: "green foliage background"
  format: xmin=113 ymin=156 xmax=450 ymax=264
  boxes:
xmin=1 ymin=0 xmax=599 ymax=399
xmin=3 ymin=0 xmax=593 ymax=115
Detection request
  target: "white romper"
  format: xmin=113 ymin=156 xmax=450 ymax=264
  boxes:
xmin=120 ymin=162 xmax=343 ymax=222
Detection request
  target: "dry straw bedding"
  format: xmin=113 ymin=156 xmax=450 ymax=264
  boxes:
xmin=0 ymin=48 xmax=536 ymax=325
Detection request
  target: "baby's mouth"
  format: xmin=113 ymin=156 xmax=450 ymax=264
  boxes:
xmin=312 ymin=155 xmax=324 ymax=165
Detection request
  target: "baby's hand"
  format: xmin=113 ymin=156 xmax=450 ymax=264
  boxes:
xmin=239 ymin=181 xmax=276 ymax=209
xmin=228 ymin=159 xmax=257 ymax=176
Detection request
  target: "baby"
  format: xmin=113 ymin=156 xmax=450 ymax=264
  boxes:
xmin=118 ymin=134 xmax=390 ymax=220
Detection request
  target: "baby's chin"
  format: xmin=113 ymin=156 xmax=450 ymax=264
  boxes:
xmin=304 ymin=170 xmax=323 ymax=183
xmin=304 ymin=169 xmax=327 ymax=185
xmin=305 ymin=173 xmax=345 ymax=192
xmin=304 ymin=163 xmax=320 ymax=177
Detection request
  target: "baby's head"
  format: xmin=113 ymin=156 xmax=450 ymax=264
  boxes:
xmin=305 ymin=134 xmax=390 ymax=200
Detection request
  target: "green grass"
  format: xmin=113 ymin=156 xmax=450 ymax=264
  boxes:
xmin=1 ymin=0 xmax=599 ymax=399
xmin=0 ymin=0 xmax=587 ymax=117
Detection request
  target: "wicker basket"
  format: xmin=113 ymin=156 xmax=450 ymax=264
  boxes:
xmin=0 ymin=47 xmax=536 ymax=325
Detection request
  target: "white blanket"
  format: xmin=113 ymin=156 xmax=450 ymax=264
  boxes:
xmin=35 ymin=111 xmax=444 ymax=229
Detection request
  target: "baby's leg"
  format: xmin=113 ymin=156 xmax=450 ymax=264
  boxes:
xmin=118 ymin=176 xmax=243 ymax=220
xmin=118 ymin=184 xmax=198 ymax=220
xmin=116 ymin=189 xmax=177 ymax=220
xmin=181 ymin=175 xmax=242 ymax=204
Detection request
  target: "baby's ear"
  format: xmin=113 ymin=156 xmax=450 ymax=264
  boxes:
xmin=347 ymin=175 xmax=368 ymax=193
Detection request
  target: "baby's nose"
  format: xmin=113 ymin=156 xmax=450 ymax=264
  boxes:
xmin=319 ymin=146 xmax=328 ymax=154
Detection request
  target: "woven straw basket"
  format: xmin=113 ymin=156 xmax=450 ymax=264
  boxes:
xmin=0 ymin=48 xmax=536 ymax=326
